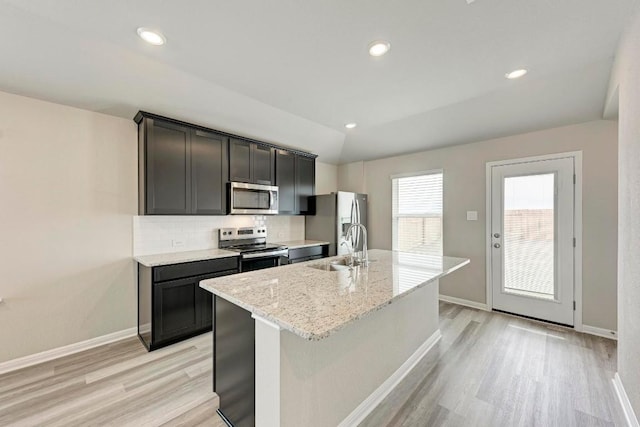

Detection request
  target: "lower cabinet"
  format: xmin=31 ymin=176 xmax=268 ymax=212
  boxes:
xmin=138 ymin=256 xmax=239 ymax=351
xmin=288 ymin=244 xmax=329 ymax=264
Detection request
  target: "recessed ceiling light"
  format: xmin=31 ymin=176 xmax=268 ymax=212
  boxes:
xmin=368 ymin=41 xmax=391 ymax=57
xmin=345 ymin=123 xmax=357 ymax=129
xmin=137 ymin=27 xmax=166 ymax=46
xmin=505 ymin=69 xmax=528 ymax=79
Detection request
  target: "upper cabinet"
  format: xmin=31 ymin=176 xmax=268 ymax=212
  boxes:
xmin=276 ymin=151 xmax=316 ymax=215
xmin=275 ymin=149 xmax=296 ymax=214
xmin=137 ymin=114 xmax=228 ymax=215
xmin=229 ymin=139 xmax=275 ymax=185
xmin=191 ymin=129 xmax=228 ymax=215
xmin=141 ymin=119 xmax=191 ymax=215
xmin=135 ymin=111 xmax=315 ymax=216
xmin=296 ymin=154 xmax=316 ymax=215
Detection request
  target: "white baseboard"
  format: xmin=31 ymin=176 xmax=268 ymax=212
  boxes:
xmin=0 ymin=327 xmax=138 ymax=375
xmin=582 ymin=325 xmax=617 ymax=340
xmin=338 ymin=329 xmax=442 ymax=427
xmin=613 ymin=372 xmax=640 ymax=427
xmin=439 ymin=294 xmax=489 ymax=311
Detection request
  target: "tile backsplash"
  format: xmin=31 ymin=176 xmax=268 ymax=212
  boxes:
xmin=133 ymin=215 xmax=305 ymax=256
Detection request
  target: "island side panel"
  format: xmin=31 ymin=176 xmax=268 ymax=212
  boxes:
xmin=214 ymin=296 xmax=255 ymax=427
xmin=276 ymin=280 xmax=440 ymax=427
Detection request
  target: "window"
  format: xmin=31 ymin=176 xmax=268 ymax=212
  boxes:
xmin=392 ymin=171 xmax=443 ymax=256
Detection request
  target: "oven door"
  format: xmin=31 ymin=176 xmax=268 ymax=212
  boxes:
xmin=241 ymin=256 xmax=280 ymax=272
xmin=230 ymin=182 xmax=279 ymax=215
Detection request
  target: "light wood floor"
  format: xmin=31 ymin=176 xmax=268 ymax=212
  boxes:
xmin=362 ymin=302 xmax=624 ymax=427
xmin=0 ymin=302 xmax=623 ymax=426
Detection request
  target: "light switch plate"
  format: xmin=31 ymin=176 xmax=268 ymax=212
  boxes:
xmin=467 ymin=211 xmax=478 ymax=221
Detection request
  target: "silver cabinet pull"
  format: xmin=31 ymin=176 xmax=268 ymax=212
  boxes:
xmin=493 ymin=233 xmax=501 ymax=238
xmin=493 ymin=243 xmax=501 ymax=249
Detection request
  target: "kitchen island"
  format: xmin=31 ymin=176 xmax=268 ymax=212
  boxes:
xmin=200 ymin=249 xmax=469 ymax=427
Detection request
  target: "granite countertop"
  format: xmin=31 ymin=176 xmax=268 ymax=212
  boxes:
xmin=200 ymin=249 xmax=469 ymax=341
xmin=273 ymin=240 xmax=330 ymax=249
xmin=135 ymin=248 xmax=239 ymax=267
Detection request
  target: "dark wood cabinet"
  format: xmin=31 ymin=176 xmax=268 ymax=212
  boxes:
xmin=191 ymin=130 xmax=228 ymax=215
xmin=296 ymin=155 xmax=316 ymax=215
xmin=154 ymin=276 xmax=201 ymax=342
xmin=135 ymin=111 xmax=316 ymax=216
xmin=229 ymin=139 xmax=275 ymax=185
xmin=143 ymin=120 xmax=191 ymax=215
xmin=252 ymin=144 xmax=275 ymax=185
xmin=275 ymin=149 xmax=296 ymax=214
xmin=136 ymin=113 xmax=228 ymax=215
xmin=138 ymin=256 xmax=239 ymax=351
xmin=229 ymin=139 xmax=252 ymax=183
xmin=275 ymin=151 xmax=316 ymax=215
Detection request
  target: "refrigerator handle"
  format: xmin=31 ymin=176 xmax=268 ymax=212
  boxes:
xmin=349 ymin=199 xmax=355 ymax=247
xmin=355 ymin=199 xmax=360 ymax=249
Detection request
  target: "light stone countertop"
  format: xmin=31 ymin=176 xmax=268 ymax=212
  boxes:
xmin=273 ymin=240 xmax=330 ymax=249
xmin=134 ymin=248 xmax=239 ymax=267
xmin=200 ymin=249 xmax=469 ymax=341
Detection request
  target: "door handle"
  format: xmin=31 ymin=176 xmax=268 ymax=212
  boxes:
xmin=493 ymin=243 xmax=501 ymax=249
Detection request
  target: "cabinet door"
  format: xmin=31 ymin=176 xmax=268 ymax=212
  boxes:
xmin=153 ymin=277 xmax=200 ymax=343
xmin=191 ymin=130 xmax=228 ymax=215
xmin=275 ymin=149 xmax=296 ymax=214
xmin=229 ymin=139 xmax=252 ymax=183
xmin=197 ymin=285 xmax=213 ymax=329
xmin=296 ymin=155 xmax=316 ymax=214
xmin=252 ymin=144 xmax=275 ymax=185
xmin=197 ymin=268 xmax=240 ymax=330
xmin=145 ymin=119 xmax=191 ymax=214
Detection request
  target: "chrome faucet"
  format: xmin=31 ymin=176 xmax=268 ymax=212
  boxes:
xmin=340 ymin=240 xmax=355 ymax=267
xmin=344 ymin=223 xmax=368 ymax=267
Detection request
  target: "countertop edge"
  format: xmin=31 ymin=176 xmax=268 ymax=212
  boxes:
xmin=134 ymin=250 xmax=240 ymax=267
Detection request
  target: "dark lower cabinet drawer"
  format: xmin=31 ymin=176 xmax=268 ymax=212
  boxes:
xmin=153 ymin=256 xmax=239 ymax=283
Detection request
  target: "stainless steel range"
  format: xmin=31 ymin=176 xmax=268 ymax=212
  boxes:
xmin=219 ymin=227 xmax=288 ymax=272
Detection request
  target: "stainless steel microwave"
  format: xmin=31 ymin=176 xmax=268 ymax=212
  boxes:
xmin=229 ymin=182 xmax=279 ymax=215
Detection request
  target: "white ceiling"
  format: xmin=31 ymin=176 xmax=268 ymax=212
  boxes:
xmin=0 ymin=0 xmax=635 ymax=163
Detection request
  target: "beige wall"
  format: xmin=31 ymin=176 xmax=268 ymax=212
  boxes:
xmin=315 ymin=161 xmax=338 ymax=194
xmin=612 ymin=9 xmax=640 ymax=416
xmin=0 ymin=91 xmax=137 ymax=363
xmin=338 ymin=120 xmax=618 ymax=331
xmin=337 ymin=160 xmax=365 ymax=194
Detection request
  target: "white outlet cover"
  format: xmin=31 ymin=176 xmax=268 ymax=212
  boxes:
xmin=467 ymin=211 xmax=478 ymax=221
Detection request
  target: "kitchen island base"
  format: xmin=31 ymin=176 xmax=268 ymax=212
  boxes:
xmin=214 ymin=279 xmax=440 ymax=427
xmin=202 ymin=250 xmax=470 ymax=427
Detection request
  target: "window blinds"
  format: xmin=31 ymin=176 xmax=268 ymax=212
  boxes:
xmin=392 ymin=171 xmax=443 ymax=256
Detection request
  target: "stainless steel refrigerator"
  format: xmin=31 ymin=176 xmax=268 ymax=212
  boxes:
xmin=305 ymin=192 xmax=368 ymax=256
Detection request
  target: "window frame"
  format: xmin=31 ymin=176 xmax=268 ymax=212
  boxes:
xmin=391 ymin=169 xmax=444 ymax=254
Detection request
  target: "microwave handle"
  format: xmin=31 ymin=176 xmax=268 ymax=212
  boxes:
xmin=269 ymin=190 xmax=276 ymax=210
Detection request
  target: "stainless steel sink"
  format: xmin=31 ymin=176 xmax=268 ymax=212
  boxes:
xmin=307 ymin=258 xmax=353 ymax=272
xmin=307 ymin=257 xmax=373 ymax=272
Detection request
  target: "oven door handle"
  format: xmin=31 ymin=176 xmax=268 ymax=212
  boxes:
xmin=242 ymin=249 xmax=289 ymax=259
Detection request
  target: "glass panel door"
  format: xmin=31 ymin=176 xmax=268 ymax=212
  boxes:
xmin=503 ymin=173 xmax=556 ymax=300
xmin=490 ymin=156 xmax=574 ymax=326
